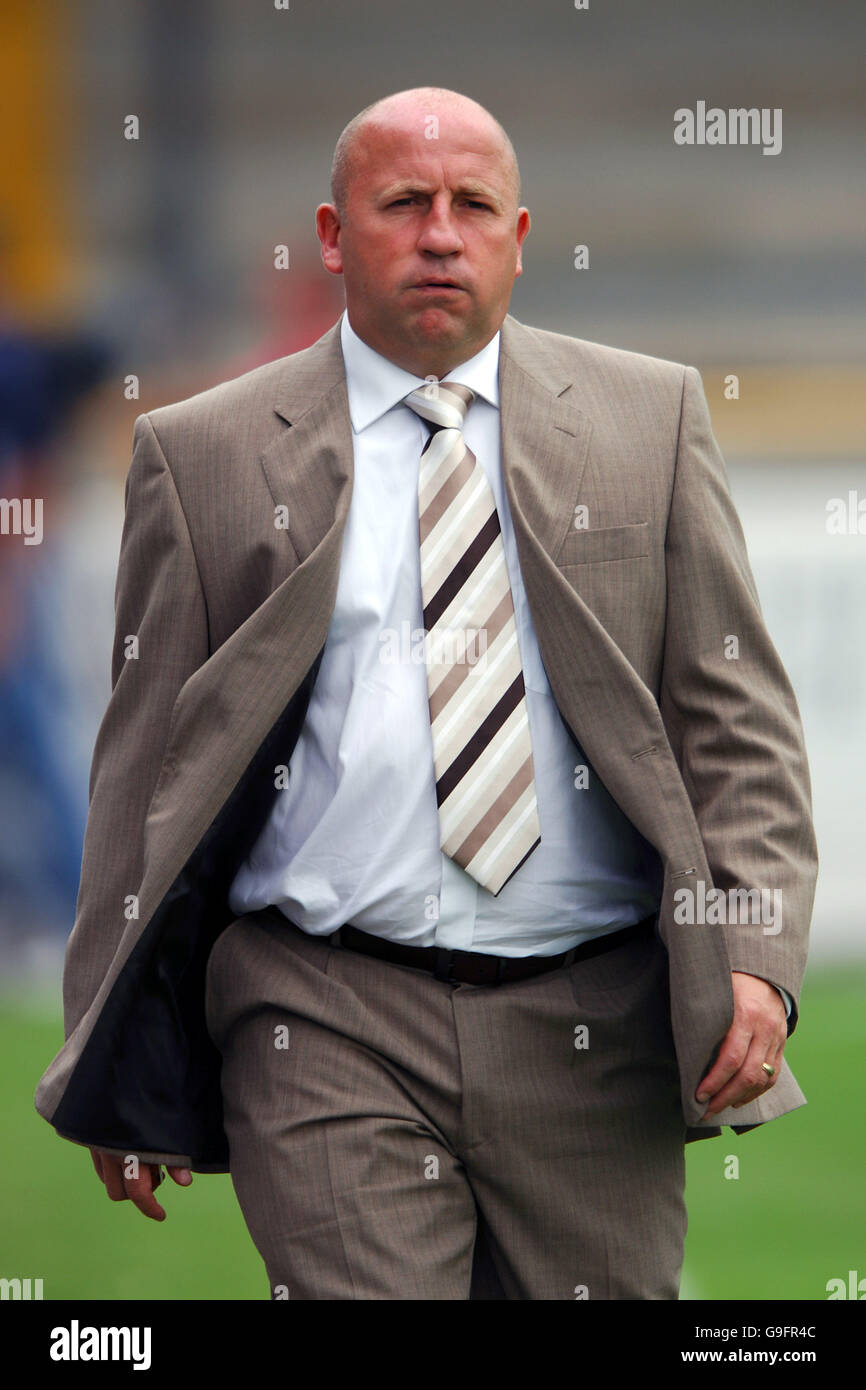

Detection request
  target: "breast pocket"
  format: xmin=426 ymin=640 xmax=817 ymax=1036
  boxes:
xmin=555 ymin=520 xmax=649 ymax=567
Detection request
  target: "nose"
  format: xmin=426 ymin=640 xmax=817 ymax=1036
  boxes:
xmin=416 ymin=194 xmax=464 ymax=258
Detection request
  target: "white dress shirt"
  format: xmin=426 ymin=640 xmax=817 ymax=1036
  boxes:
xmin=228 ymin=310 xmax=665 ymax=955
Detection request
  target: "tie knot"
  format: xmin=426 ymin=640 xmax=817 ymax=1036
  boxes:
xmin=404 ymin=379 xmax=474 ymax=434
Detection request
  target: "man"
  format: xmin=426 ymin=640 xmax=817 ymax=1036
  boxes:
xmin=35 ymin=87 xmax=817 ymax=1299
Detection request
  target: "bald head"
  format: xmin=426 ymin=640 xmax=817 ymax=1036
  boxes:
xmin=330 ymin=87 xmax=520 ymax=219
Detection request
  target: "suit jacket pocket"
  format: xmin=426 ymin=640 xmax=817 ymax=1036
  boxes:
xmin=556 ymin=520 xmax=649 ymax=567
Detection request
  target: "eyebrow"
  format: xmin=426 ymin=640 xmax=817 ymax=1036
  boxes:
xmin=376 ymin=181 xmax=504 ymax=209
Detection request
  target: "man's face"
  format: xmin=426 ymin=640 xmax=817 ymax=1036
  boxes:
xmin=316 ymin=107 xmax=530 ymax=378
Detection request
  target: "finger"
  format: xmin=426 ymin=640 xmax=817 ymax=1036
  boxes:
xmin=101 ymin=1156 xmax=129 ymax=1203
xmin=695 ymin=1020 xmax=752 ymax=1104
xmin=705 ymin=1034 xmax=777 ymax=1114
xmin=747 ymin=1039 xmax=786 ymax=1100
xmin=737 ymin=1018 xmax=788 ymax=1102
xmin=732 ymin=1062 xmax=777 ymax=1109
xmin=167 ymin=1166 xmax=193 ymax=1187
xmin=90 ymin=1150 xmax=105 ymax=1183
xmin=123 ymin=1166 xmax=167 ymax=1222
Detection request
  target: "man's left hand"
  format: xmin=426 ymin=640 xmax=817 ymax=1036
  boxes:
xmin=695 ymin=972 xmax=787 ymax=1118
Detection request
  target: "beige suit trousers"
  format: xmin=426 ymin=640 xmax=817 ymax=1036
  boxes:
xmin=205 ymin=906 xmax=688 ymax=1300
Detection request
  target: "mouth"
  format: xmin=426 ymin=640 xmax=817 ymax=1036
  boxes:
xmin=411 ymin=279 xmax=465 ymax=292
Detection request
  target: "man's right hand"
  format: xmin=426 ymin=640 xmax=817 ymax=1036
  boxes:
xmin=90 ymin=1148 xmax=192 ymax=1221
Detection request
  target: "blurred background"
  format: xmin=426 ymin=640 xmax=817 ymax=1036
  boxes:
xmin=1 ymin=0 xmax=863 ymax=1300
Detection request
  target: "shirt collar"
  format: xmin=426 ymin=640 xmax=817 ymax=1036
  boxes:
xmin=340 ymin=308 xmax=500 ymax=433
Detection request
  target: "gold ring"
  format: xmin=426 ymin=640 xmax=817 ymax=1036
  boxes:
xmin=761 ymin=1062 xmax=775 ymax=1078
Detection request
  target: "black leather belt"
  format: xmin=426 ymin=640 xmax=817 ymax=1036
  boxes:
xmin=332 ymin=913 xmax=657 ymax=987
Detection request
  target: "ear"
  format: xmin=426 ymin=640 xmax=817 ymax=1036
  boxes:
xmin=316 ymin=204 xmax=344 ymax=275
xmin=514 ymin=207 xmax=531 ymax=277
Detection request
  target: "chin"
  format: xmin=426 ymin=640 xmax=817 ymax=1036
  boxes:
xmin=410 ymin=307 xmax=466 ymax=340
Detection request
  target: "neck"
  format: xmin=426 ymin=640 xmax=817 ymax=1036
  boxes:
xmin=345 ymin=313 xmax=500 ymax=381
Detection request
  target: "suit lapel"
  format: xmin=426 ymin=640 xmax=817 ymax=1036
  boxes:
xmin=260 ymin=321 xmax=354 ymax=566
xmin=499 ymin=314 xmax=594 ymax=563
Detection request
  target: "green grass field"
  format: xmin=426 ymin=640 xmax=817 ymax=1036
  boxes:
xmin=2 ymin=965 xmax=863 ymax=1300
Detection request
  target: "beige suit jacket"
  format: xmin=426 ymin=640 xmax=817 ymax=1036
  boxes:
xmin=34 ymin=313 xmax=818 ymax=1169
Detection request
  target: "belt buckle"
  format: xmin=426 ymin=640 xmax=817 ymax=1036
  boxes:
xmin=434 ymin=948 xmax=510 ymax=986
xmin=433 ymin=947 xmax=456 ymax=983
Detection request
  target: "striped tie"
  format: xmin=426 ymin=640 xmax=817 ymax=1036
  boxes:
xmin=405 ymin=379 xmax=541 ymax=896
